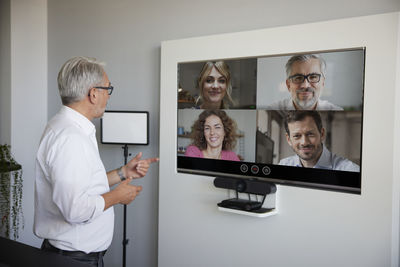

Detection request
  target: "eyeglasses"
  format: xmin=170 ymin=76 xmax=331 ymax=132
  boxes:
xmin=289 ymin=73 xmax=321 ymax=84
xmin=94 ymin=83 xmax=114 ymax=95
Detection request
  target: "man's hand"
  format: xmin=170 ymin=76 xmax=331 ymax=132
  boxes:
xmin=122 ymin=152 xmax=159 ymax=179
xmin=102 ymin=178 xmax=143 ymax=210
xmin=113 ymin=178 xmax=142 ymax=205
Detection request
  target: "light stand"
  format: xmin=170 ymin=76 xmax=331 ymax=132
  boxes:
xmin=122 ymin=144 xmax=130 ymax=267
xmin=100 ymin=110 xmax=149 ymax=267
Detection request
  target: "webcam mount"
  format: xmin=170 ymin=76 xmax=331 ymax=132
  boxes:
xmin=214 ymin=177 xmax=278 ymax=217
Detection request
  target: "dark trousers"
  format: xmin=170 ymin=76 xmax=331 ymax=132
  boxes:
xmin=41 ymin=239 xmax=106 ymax=267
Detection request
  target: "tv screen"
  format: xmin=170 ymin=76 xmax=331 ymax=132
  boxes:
xmin=177 ymin=48 xmax=364 ymax=194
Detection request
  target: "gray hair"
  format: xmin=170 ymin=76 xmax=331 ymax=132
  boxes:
xmin=57 ymin=56 xmax=105 ymax=105
xmin=285 ymin=54 xmax=326 ymax=78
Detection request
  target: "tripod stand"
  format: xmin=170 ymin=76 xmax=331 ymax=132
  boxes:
xmin=100 ymin=110 xmax=149 ymax=267
xmin=122 ymin=144 xmax=130 ymax=267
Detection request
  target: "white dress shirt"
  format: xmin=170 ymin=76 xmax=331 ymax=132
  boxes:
xmin=279 ymin=144 xmax=360 ymax=172
xmin=34 ymin=106 xmax=114 ymax=253
xmin=266 ymin=97 xmax=343 ymax=110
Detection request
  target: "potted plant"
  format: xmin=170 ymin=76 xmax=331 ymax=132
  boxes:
xmin=0 ymin=144 xmax=24 ymax=240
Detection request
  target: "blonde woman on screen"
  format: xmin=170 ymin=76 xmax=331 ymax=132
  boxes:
xmin=195 ymin=61 xmax=234 ymax=109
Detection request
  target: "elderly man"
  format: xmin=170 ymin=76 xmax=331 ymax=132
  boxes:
xmin=279 ymin=111 xmax=358 ymax=172
xmin=34 ymin=56 xmax=158 ymax=266
xmin=268 ymin=54 xmax=343 ymax=110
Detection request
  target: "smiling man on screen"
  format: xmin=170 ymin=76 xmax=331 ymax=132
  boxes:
xmin=268 ymin=54 xmax=343 ymax=111
xmin=279 ymin=111 xmax=358 ymax=172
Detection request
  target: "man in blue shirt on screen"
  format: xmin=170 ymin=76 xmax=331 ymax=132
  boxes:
xmin=279 ymin=111 xmax=359 ymax=172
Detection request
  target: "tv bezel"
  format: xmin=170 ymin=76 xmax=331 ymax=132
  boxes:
xmin=176 ymin=48 xmax=364 ymax=194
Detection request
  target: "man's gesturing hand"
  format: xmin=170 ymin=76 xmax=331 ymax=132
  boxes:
xmin=122 ymin=152 xmax=159 ymax=179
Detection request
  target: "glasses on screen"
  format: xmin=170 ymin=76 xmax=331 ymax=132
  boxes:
xmin=289 ymin=73 xmax=321 ymax=84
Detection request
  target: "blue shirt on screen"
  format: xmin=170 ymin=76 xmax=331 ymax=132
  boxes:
xmin=279 ymin=144 xmax=359 ymax=172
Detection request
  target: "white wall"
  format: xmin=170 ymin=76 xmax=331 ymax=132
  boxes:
xmin=0 ymin=0 xmax=11 ymax=144
xmin=392 ymin=14 xmax=400 ymax=265
xmin=9 ymin=0 xmax=48 ymax=247
xmin=0 ymin=0 xmax=48 ymax=245
xmin=159 ymin=13 xmax=400 ymax=267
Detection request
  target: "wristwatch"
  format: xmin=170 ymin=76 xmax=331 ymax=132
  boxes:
xmin=118 ymin=166 xmax=126 ymax=181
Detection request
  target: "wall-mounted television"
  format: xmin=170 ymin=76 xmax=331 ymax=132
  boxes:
xmin=177 ymin=48 xmax=364 ymax=194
